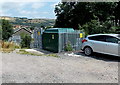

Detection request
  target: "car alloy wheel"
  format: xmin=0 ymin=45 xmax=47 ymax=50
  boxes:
xmin=84 ymin=47 xmax=92 ymax=56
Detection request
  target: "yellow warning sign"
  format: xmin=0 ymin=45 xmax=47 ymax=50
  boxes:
xmin=80 ymin=33 xmax=83 ymax=38
xmin=38 ymin=32 xmax=40 ymax=35
xmin=52 ymin=35 xmax=54 ymax=39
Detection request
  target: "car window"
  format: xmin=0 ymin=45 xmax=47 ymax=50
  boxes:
xmin=117 ymin=34 xmax=120 ymax=39
xmin=105 ymin=36 xmax=119 ymax=44
xmin=88 ymin=35 xmax=106 ymax=42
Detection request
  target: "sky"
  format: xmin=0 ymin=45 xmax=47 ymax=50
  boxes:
xmin=0 ymin=0 xmax=61 ymax=19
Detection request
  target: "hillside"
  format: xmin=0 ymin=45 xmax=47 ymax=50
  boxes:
xmin=0 ymin=16 xmax=55 ymax=28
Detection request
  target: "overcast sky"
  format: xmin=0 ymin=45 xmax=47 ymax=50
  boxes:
xmin=0 ymin=0 xmax=61 ymax=19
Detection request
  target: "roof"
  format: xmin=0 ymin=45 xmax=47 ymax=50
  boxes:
xmin=88 ymin=34 xmax=120 ymax=38
xmin=44 ymin=28 xmax=75 ymax=33
xmin=14 ymin=28 xmax=33 ymax=34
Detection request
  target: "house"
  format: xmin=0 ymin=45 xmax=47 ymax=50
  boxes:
xmin=9 ymin=28 xmax=33 ymax=45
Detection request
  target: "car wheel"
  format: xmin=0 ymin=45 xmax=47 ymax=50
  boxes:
xmin=84 ymin=47 xmax=93 ymax=56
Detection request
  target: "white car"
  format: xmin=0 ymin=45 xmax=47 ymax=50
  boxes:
xmin=81 ymin=34 xmax=120 ymax=57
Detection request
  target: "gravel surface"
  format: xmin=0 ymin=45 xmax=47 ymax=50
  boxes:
xmin=1 ymin=51 xmax=118 ymax=83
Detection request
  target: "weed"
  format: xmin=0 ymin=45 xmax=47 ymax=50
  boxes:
xmin=47 ymin=54 xmax=60 ymax=58
xmin=17 ymin=49 xmax=60 ymax=58
xmin=18 ymin=49 xmax=43 ymax=56
xmin=64 ymin=42 xmax=73 ymax=51
xmin=0 ymin=41 xmax=20 ymax=53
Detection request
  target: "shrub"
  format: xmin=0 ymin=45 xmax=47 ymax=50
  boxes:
xmin=1 ymin=42 xmax=14 ymax=49
xmin=20 ymin=34 xmax=32 ymax=48
xmin=64 ymin=42 xmax=73 ymax=51
xmin=0 ymin=41 xmax=20 ymax=52
xmin=14 ymin=44 xmax=21 ymax=49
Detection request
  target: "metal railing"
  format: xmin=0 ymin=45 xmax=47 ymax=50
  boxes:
xmin=58 ymin=31 xmax=83 ymax=52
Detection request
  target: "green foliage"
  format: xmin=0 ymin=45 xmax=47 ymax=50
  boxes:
xmin=81 ymin=18 xmax=119 ymax=36
xmin=114 ymin=2 xmax=120 ymax=22
xmin=64 ymin=42 xmax=73 ymax=51
xmin=20 ymin=34 xmax=32 ymax=48
xmin=14 ymin=44 xmax=21 ymax=49
xmin=54 ymin=2 xmax=119 ymax=33
xmin=18 ymin=49 xmax=60 ymax=57
xmin=47 ymin=54 xmax=60 ymax=58
xmin=1 ymin=19 xmax=13 ymax=41
xmin=18 ymin=49 xmax=43 ymax=56
xmin=81 ymin=20 xmax=99 ymax=35
xmin=0 ymin=26 xmax=2 ymax=40
xmin=113 ymin=26 xmax=120 ymax=34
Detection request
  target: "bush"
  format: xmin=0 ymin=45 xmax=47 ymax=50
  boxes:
xmin=64 ymin=42 xmax=73 ymax=51
xmin=14 ymin=44 xmax=21 ymax=49
xmin=1 ymin=41 xmax=14 ymax=49
xmin=0 ymin=41 xmax=20 ymax=52
xmin=20 ymin=34 xmax=32 ymax=48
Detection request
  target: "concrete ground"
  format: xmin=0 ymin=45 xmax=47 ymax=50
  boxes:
xmin=1 ymin=49 xmax=119 ymax=83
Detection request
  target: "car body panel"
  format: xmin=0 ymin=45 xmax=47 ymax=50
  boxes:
xmin=82 ymin=34 xmax=120 ymax=57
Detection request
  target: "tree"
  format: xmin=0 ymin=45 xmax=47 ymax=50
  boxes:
xmin=0 ymin=25 xmax=2 ymax=40
xmin=54 ymin=2 xmax=117 ymax=30
xmin=81 ymin=20 xmax=101 ymax=35
xmin=92 ymin=2 xmax=117 ymax=22
xmin=114 ymin=1 xmax=120 ymax=25
xmin=81 ymin=17 xmax=118 ymax=35
xmin=1 ymin=19 xmax=13 ymax=41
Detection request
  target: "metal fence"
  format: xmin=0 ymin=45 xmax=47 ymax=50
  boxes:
xmin=58 ymin=31 xmax=84 ymax=52
xmin=32 ymin=28 xmax=84 ymax=52
xmin=31 ymin=27 xmax=43 ymax=49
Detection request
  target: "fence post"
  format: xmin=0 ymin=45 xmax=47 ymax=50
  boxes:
xmin=118 ymin=19 xmax=120 ymax=26
xmin=114 ymin=20 xmax=116 ymax=26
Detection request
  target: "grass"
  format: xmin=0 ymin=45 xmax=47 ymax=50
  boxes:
xmin=17 ymin=49 xmax=60 ymax=58
xmin=18 ymin=49 xmax=43 ymax=56
xmin=0 ymin=41 xmax=60 ymax=58
xmin=47 ymin=54 xmax=60 ymax=58
xmin=0 ymin=48 xmax=14 ymax=53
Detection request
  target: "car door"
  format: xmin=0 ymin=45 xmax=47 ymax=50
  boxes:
xmin=105 ymin=36 xmax=119 ymax=56
xmin=88 ymin=35 xmax=106 ymax=53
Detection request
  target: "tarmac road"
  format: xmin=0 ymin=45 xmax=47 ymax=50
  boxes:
xmin=1 ymin=51 xmax=118 ymax=83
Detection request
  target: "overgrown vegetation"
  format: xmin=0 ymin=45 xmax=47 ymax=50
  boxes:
xmin=64 ymin=42 xmax=73 ymax=51
xmin=20 ymin=34 xmax=32 ymax=48
xmin=17 ymin=49 xmax=60 ymax=58
xmin=54 ymin=2 xmax=120 ymax=35
xmin=18 ymin=49 xmax=43 ymax=56
xmin=47 ymin=54 xmax=60 ymax=58
xmin=0 ymin=41 xmax=20 ymax=52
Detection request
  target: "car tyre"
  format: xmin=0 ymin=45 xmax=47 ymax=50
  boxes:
xmin=84 ymin=47 xmax=93 ymax=56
